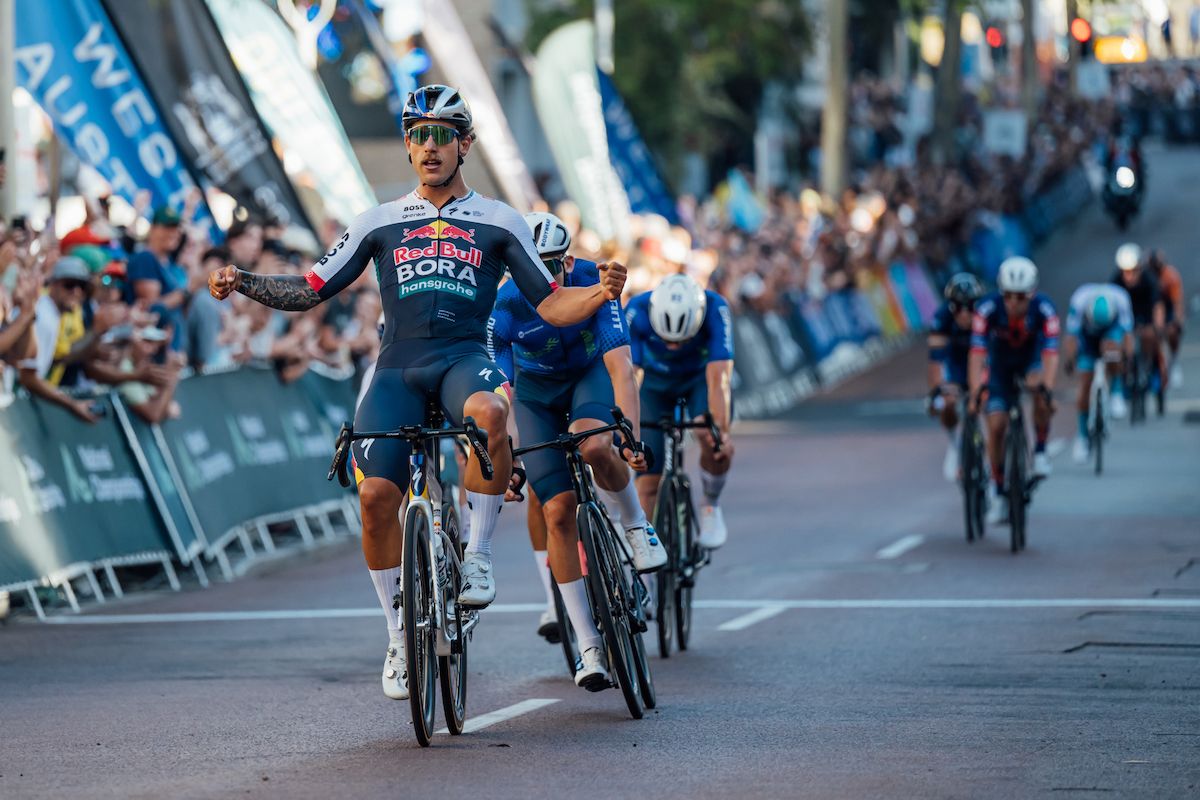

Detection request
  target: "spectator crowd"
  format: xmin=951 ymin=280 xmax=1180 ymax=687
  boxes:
xmin=0 ymin=185 xmax=382 ymax=426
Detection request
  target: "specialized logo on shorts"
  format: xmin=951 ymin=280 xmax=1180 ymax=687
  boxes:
xmin=478 ymin=367 xmax=494 ymax=381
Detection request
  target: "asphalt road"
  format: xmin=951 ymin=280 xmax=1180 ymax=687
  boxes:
xmin=3 ymin=147 xmax=1200 ymax=800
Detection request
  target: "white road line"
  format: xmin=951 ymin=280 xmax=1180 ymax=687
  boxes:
xmin=35 ymin=598 xmax=1200 ymax=625
xmin=875 ymin=534 xmax=925 ymax=560
xmin=717 ymin=605 xmax=788 ymax=631
xmin=436 ymin=698 xmax=559 ymax=735
xmin=40 ymin=603 xmax=546 ymax=625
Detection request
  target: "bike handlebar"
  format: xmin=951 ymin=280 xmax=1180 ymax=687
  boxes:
xmin=513 ymin=407 xmax=639 ymax=460
xmin=642 ymin=411 xmax=723 ymax=453
xmin=327 ymin=416 xmax=494 ymax=487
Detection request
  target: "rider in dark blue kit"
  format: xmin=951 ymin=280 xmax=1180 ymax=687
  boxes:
xmin=626 ymin=273 xmax=735 ymax=550
xmin=489 ymin=212 xmax=663 ymax=691
xmin=967 ymin=257 xmax=1060 ymax=526
xmin=926 ymin=273 xmax=985 ymax=482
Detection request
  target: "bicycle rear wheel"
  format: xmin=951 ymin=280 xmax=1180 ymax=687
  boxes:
xmin=551 ymin=579 xmax=579 ymax=677
xmin=437 ymin=504 xmax=467 ymax=736
xmin=579 ymin=502 xmax=643 ymax=720
xmin=676 ymin=481 xmax=697 ymax=651
xmin=653 ymin=481 xmax=678 ymax=658
xmin=403 ymin=506 xmax=438 ymax=746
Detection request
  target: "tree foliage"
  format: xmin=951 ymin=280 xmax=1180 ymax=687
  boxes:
xmin=527 ymin=0 xmax=811 ymax=187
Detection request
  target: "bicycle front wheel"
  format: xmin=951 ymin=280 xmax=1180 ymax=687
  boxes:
xmin=403 ymin=505 xmax=438 ymax=746
xmin=959 ymin=414 xmax=979 ymax=543
xmin=1005 ymin=423 xmax=1027 ymax=554
xmin=653 ymin=480 xmax=678 ymax=658
xmin=579 ymin=502 xmax=643 ymax=720
xmin=437 ymin=504 xmax=467 ymax=736
xmin=551 ymin=579 xmax=580 ymax=677
xmin=676 ymin=483 xmax=697 ymax=651
xmin=1091 ymin=387 xmax=1105 ymax=477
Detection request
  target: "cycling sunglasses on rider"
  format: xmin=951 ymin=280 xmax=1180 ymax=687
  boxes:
xmin=1002 ymin=291 xmax=1031 ymax=302
xmin=405 ymin=124 xmax=463 ymax=146
xmin=948 ymin=300 xmax=974 ymax=315
xmin=542 ymin=257 xmax=566 ymax=278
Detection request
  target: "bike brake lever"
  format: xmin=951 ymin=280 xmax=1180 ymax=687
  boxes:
xmin=328 ymin=423 xmax=353 ymax=486
xmin=463 ymin=417 xmax=494 ymax=481
xmin=704 ymin=411 xmax=724 ymax=453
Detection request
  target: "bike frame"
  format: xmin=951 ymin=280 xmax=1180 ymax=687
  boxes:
xmin=404 ymin=446 xmax=476 ymax=657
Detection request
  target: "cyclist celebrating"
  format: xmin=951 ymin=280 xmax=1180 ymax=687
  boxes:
xmin=210 ymin=85 xmax=627 ymax=701
xmin=1145 ymin=249 xmax=1186 ymax=388
xmin=1111 ymin=243 xmax=1166 ymax=398
xmin=489 ymin=212 xmax=663 ymax=691
xmin=968 ymin=257 xmax=1060 ymax=525
xmin=627 ymin=273 xmax=734 ymax=549
xmin=1063 ymin=283 xmax=1134 ymax=463
xmin=926 ymin=273 xmax=985 ymax=481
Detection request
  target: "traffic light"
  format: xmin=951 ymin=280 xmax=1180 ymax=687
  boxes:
xmin=985 ymin=23 xmax=1008 ymax=64
xmin=1071 ymin=17 xmax=1094 ymax=59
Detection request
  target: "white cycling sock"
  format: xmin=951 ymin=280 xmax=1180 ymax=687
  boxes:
xmin=700 ymin=469 xmax=726 ymax=507
xmin=533 ymin=550 xmax=554 ymax=608
xmin=465 ymin=491 xmax=504 ymax=556
xmin=597 ymin=474 xmax=647 ymax=529
xmin=558 ymin=578 xmax=602 ymax=652
xmin=368 ymin=567 xmax=402 ymax=638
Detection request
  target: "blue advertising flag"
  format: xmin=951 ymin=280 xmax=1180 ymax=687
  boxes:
xmin=596 ymin=69 xmax=678 ymax=223
xmin=14 ymin=0 xmax=211 ymax=226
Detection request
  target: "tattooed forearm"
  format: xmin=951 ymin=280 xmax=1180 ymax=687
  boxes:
xmin=237 ymin=272 xmax=322 ymax=312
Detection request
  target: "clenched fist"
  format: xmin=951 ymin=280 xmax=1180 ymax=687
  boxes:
xmin=209 ymin=265 xmax=242 ymax=300
xmin=597 ymin=261 xmax=627 ymax=301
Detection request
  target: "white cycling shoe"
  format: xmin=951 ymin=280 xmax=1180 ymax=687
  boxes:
xmin=1110 ymin=393 xmax=1128 ymax=420
xmin=537 ymin=609 xmax=561 ymax=644
xmin=942 ymin=441 xmax=959 ymax=483
xmin=1170 ymin=363 xmax=1183 ymax=388
xmin=1033 ymin=452 xmax=1052 ymax=478
xmin=986 ymin=489 xmax=1009 ymax=526
xmin=1071 ymin=436 xmax=1089 ymax=465
xmin=699 ymin=505 xmax=728 ymax=549
xmin=382 ymin=637 xmax=408 ymax=700
xmin=624 ymin=524 xmax=667 ymax=573
xmin=458 ymin=552 xmax=496 ymax=608
xmin=575 ymin=647 xmax=609 ymax=692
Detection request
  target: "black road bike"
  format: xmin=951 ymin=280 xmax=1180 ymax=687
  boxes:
xmin=644 ymin=401 xmax=723 ymax=658
xmin=329 ymin=404 xmax=493 ymax=746
xmin=997 ymin=379 xmax=1045 ymax=553
xmin=514 ymin=408 xmax=655 ymax=719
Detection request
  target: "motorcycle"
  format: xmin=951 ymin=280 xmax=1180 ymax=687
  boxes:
xmin=1102 ymin=159 xmax=1142 ymax=231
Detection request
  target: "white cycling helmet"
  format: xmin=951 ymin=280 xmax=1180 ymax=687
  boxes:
xmin=523 ymin=212 xmax=571 ymax=260
xmin=1115 ymin=242 xmax=1142 ymax=271
xmin=997 ymin=256 xmax=1038 ymax=294
xmin=401 ymin=84 xmax=473 ymax=134
xmin=649 ymin=274 xmax=707 ymax=342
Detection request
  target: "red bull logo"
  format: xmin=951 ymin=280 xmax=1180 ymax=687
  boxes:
xmin=401 ymin=219 xmax=476 ymax=244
